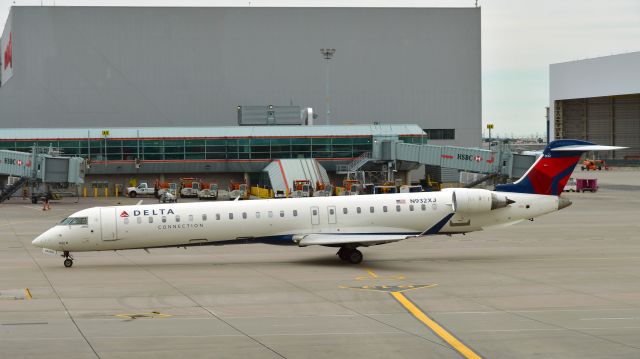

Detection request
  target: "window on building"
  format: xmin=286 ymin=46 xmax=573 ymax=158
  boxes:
xmin=423 ymin=129 xmax=455 ymax=140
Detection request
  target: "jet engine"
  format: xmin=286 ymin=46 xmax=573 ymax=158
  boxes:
xmin=451 ymin=188 xmax=514 ymax=213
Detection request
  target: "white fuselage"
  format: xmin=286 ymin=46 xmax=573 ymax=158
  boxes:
xmin=33 ymin=190 xmax=562 ymax=253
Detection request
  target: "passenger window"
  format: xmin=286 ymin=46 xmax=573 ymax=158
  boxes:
xmin=421 ymin=204 xmax=426 ymax=211
xmin=396 ymin=205 xmax=401 ymax=212
xmin=162 ymin=216 xmax=167 ymax=223
xmin=343 ymin=208 xmax=348 ymax=214
xmin=242 ymin=212 xmax=247 ymax=219
xmin=216 ymin=214 xmax=220 ymax=221
xmin=329 ymin=208 xmax=335 ymax=215
xmin=256 ymin=212 xmax=261 ymax=219
xmin=202 ymin=214 xmax=207 ymax=221
xmin=312 ymin=210 xmax=317 ymax=216
xmin=176 ymin=215 xmax=180 ymax=222
xmin=383 ymin=206 xmax=388 ymax=213
xmin=189 ymin=214 xmax=194 ymax=222
xmin=293 ymin=210 xmax=298 ymax=217
xmin=148 ymin=217 xmax=153 ymax=223
xmin=124 ymin=218 xmax=129 ymax=225
xmin=409 ymin=205 xmax=414 ymax=212
xmin=356 ymin=207 xmax=361 ymax=214
xmin=268 ymin=211 xmax=273 ymax=218
xmin=229 ymin=213 xmax=233 ymax=220
xmin=370 ymin=206 xmax=374 ymax=213
xmin=137 ymin=217 xmax=142 ymax=224
xmin=280 ymin=210 xmax=285 ymax=217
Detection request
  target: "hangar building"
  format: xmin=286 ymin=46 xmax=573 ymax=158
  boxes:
xmin=550 ymin=51 xmax=640 ymax=159
xmin=0 ymin=6 xmax=481 ymax=147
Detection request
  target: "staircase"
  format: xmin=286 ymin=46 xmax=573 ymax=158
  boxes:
xmin=0 ymin=177 xmax=28 ymax=203
xmin=336 ymin=152 xmax=372 ymax=174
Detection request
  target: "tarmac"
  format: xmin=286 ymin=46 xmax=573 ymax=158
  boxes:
xmin=1 ymin=169 xmax=640 ymax=358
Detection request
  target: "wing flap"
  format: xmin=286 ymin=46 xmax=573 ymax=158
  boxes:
xmin=296 ymin=233 xmax=414 ymax=247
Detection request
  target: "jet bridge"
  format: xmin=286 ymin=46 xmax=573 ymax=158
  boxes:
xmin=0 ymin=149 xmax=85 ymax=202
xmin=337 ymin=140 xmax=537 ymax=181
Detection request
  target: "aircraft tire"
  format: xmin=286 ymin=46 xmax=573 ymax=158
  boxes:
xmin=337 ymin=248 xmax=350 ymax=261
xmin=348 ymin=250 xmax=363 ymax=264
xmin=64 ymin=258 xmax=73 ymax=268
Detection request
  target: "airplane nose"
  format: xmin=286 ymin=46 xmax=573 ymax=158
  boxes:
xmin=32 ymin=235 xmax=46 ymax=247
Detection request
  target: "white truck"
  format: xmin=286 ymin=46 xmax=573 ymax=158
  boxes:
xmin=127 ymin=183 xmax=156 ymax=198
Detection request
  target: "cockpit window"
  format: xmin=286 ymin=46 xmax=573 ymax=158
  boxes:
xmin=58 ymin=217 xmax=88 ymax=225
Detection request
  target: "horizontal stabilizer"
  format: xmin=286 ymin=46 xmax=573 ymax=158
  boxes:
xmin=551 ymin=145 xmax=627 ymax=152
xmin=297 ymin=233 xmax=413 ymax=247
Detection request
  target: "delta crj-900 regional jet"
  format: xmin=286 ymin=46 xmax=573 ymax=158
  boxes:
xmin=33 ymin=140 xmax=624 ymax=267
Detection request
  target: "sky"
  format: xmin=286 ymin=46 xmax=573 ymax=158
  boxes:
xmin=1 ymin=0 xmax=639 ymax=137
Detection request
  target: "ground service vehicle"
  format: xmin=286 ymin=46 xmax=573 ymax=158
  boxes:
xmin=198 ymin=183 xmax=218 ymax=200
xmin=581 ymin=159 xmax=608 ymax=171
xmin=180 ymin=178 xmax=200 ymax=198
xmin=127 ymin=183 xmax=156 ymax=198
xmin=229 ymin=182 xmax=249 ymax=200
xmin=290 ymin=180 xmax=312 ymax=198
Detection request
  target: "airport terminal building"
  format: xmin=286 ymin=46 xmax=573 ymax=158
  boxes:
xmin=0 ymin=6 xmax=481 ymax=186
xmin=550 ymin=51 xmax=640 ymax=159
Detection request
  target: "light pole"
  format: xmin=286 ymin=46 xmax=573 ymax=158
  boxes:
xmin=320 ymin=48 xmax=336 ymax=125
xmin=486 ymin=123 xmax=494 ymax=151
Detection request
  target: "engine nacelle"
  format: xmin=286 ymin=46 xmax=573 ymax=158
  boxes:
xmin=451 ymin=188 xmax=513 ymax=213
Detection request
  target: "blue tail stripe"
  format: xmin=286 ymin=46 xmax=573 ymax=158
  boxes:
xmin=425 ymin=213 xmax=455 ymax=235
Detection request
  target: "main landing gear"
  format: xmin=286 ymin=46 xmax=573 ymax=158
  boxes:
xmin=62 ymin=251 xmax=74 ymax=268
xmin=337 ymin=247 xmax=363 ymax=264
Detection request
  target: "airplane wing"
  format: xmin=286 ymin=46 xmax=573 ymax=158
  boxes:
xmin=295 ymin=233 xmax=413 ymax=247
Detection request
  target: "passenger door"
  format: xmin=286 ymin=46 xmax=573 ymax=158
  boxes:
xmin=100 ymin=208 xmax=118 ymax=241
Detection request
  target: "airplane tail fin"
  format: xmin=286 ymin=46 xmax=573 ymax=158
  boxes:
xmin=495 ymin=140 xmax=625 ymax=196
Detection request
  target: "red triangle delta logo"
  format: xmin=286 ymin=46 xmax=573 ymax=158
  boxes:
xmin=120 ymin=211 xmax=129 ymax=218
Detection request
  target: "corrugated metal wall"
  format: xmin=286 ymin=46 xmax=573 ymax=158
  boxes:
xmin=0 ymin=6 xmax=481 ymax=148
xmin=558 ymin=95 xmax=640 ymax=159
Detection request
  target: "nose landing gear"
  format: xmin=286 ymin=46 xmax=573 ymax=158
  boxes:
xmin=62 ymin=251 xmax=74 ymax=268
xmin=337 ymin=247 xmax=363 ymax=264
